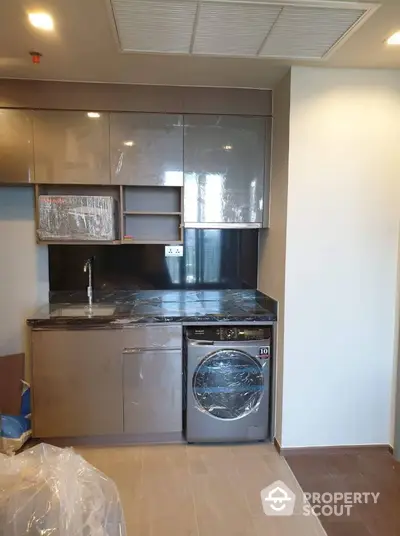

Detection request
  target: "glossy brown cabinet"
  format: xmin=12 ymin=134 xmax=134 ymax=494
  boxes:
xmin=31 ymin=330 xmax=123 ymax=437
xmin=0 ymin=109 xmax=34 ymax=183
xmin=32 ymin=110 xmax=110 ymax=184
xmin=183 ymin=115 xmax=270 ymax=226
xmin=110 ymin=113 xmax=183 ymax=186
xmin=122 ymin=325 xmax=183 ymax=435
xmin=123 ymin=348 xmax=183 ymax=434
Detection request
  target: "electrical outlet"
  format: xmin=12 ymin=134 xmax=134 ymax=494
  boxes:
xmin=165 ymin=245 xmax=183 ymax=257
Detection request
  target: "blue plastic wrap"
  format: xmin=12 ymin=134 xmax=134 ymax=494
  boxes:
xmin=0 ymin=382 xmax=31 ymax=455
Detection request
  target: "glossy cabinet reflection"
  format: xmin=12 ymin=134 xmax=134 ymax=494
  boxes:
xmin=31 ymin=330 xmax=124 ymax=437
xmin=0 ymin=109 xmax=34 ymax=183
xmin=123 ymin=349 xmax=183 ymax=434
xmin=110 ymin=113 xmax=183 ymax=186
xmin=184 ymin=115 xmax=268 ymax=226
xmin=32 ymin=111 xmax=110 ymax=184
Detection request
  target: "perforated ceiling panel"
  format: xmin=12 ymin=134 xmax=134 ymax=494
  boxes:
xmin=193 ymin=2 xmax=282 ymax=56
xmin=110 ymin=0 xmax=379 ymax=60
xmin=112 ymin=0 xmax=197 ymax=53
xmin=259 ymin=6 xmax=366 ymax=58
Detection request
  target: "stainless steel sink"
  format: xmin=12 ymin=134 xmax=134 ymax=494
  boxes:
xmin=51 ymin=305 xmax=116 ymax=317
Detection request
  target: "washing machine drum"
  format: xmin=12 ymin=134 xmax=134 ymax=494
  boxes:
xmin=192 ymin=349 xmax=264 ymax=420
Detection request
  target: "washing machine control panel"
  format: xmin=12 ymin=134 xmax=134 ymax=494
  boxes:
xmin=187 ymin=326 xmax=271 ymax=342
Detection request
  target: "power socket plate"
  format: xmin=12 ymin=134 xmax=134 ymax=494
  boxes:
xmin=165 ymin=245 xmax=183 ymax=257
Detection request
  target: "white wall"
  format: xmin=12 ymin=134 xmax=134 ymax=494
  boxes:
xmin=0 ymin=187 xmax=48 ymax=358
xmin=258 ymin=72 xmax=291 ymax=444
xmin=281 ymin=67 xmax=400 ymax=447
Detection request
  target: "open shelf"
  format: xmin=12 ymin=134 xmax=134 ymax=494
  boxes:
xmin=37 ymin=240 xmax=121 ymax=246
xmin=121 ymin=185 xmax=183 ymax=244
xmin=124 ymin=214 xmax=181 ymax=243
xmin=121 ymin=239 xmax=183 ymax=245
xmin=123 ymin=211 xmax=182 ymax=216
xmin=124 ymin=186 xmax=181 ymax=213
xmin=34 ymin=184 xmax=184 ymax=245
xmin=35 ymin=184 xmax=121 ymax=244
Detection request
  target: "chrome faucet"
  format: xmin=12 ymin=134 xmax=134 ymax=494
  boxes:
xmin=83 ymin=256 xmax=94 ymax=308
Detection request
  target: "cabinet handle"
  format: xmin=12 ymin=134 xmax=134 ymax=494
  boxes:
xmin=122 ymin=347 xmax=181 ymax=354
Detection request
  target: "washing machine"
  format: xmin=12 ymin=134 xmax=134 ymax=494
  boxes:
xmin=185 ymin=325 xmax=272 ymax=443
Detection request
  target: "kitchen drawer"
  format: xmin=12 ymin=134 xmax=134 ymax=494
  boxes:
xmin=122 ymin=324 xmax=182 ymax=350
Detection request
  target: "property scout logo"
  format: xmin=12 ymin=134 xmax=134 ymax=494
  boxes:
xmin=260 ymin=480 xmax=380 ymax=517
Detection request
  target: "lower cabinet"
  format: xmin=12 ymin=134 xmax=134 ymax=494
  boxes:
xmin=31 ymin=330 xmax=124 ymax=437
xmin=31 ymin=326 xmax=183 ymax=439
xmin=123 ymin=348 xmax=182 ymax=434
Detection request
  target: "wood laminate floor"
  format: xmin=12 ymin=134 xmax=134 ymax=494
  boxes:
xmin=77 ymin=443 xmax=326 ymax=536
xmin=285 ymin=448 xmax=400 ymax=536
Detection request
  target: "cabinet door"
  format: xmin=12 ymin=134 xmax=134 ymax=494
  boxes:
xmin=31 ymin=330 xmax=123 ymax=437
xmin=184 ymin=115 xmax=266 ymax=225
xmin=33 ymin=111 xmax=110 ymax=184
xmin=123 ymin=349 xmax=182 ymax=434
xmin=0 ymin=109 xmax=34 ymax=183
xmin=110 ymin=113 xmax=183 ymax=186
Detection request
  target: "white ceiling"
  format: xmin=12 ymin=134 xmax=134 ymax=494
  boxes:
xmin=0 ymin=0 xmax=399 ymax=89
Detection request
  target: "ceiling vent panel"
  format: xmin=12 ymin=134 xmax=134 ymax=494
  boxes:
xmin=112 ymin=0 xmax=197 ymax=53
xmin=109 ymin=0 xmax=379 ymax=60
xmin=193 ymin=2 xmax=282 ymax=56
xmin=259 ymin=6 xmax=366 ymax=59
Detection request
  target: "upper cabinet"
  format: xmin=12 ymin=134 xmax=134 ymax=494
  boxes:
xmin=184 ymin=115 xmax=270 ymax=227
xmin=0 ymin=109 xmax=34 ymax=183
xmin=0 ymin=109 xmax=273 ymax=229
xmin=32 ymin=111 xmax=110 ymax=184
xmin=110 ymin=113 xmax=183 ymax=186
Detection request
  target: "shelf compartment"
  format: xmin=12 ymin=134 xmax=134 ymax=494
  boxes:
xmin=35 ymin=184 xmax=121 ymax=243
xmin=124 ymin=186 xmax=181 ymax=213
xmin=124 ymin=214 xmax=181 ymax=243
xmin=123 ymin=211 xmax=181 ymax=216
xmin=121 ymin=239 xmax=183 ymax=245
xmin=37 ymin=240 xmax=121 ymax=246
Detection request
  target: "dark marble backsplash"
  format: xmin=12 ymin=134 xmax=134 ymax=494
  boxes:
xmin=48 ymin=228 xmax=259 ymax=292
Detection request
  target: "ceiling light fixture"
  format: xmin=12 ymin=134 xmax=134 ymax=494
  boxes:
xmin=387 ymin=31 xmax=400 ymax=45
xmin=28 ymin=12 xmax=54 ymax=31
xmin=123 ymin=140 xmax=135 ymax=147
xmin=223 ymin=145 xmax=233 ymax=151
xmin=87 ymin=112 xmax=101 ymax=119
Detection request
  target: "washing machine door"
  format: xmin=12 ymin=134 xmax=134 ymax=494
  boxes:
xmin=192 ymin=349 xmax=264 ymax=420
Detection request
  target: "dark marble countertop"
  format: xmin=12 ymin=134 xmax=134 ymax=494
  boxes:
xmin=26 ymin=290 xmax=277 ymax=328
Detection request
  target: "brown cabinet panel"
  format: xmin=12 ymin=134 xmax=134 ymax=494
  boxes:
xmin=33 ymin=111 xmax=110 ymax=184
xmin=184 ymin=115 xmax=267 ymax=225
xmin=110 ymin=113 xmax=183 ymax=186
xmin=122 ymin=325 xmax=182 ymax=350
xmin=123 ymin=349 xmax=182 ymax=434
xmin=31 ymin=330 xmax=123 ymax=437
xmin=0 ymin=109 xmax=34 ymax=183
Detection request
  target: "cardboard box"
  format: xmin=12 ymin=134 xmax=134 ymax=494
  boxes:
xmin=0 ymin=354 xmax=24 ymax=415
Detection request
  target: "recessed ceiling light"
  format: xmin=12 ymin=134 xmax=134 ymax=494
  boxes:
xmin=387 ymin=31 xmax=400 ymax=45
xmin=87 ymin=112 xmax=101 ymax=119
xmin=223 ymin=145 xmax=233 ymax=151
xmin=28 ymin=12 xmax=54 ymax=31
xmin=123 ymin=140 xmax=135 ymax=147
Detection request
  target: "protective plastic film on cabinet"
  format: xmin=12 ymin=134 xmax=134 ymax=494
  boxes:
xmin=37 ymin=195 xmax=117 ymax=241
xmin=0 ymin=443 xmax=126 ymax=536
xmin=110 ymin=113 xmax=184 ymax=186
xmin=184 ymin=115 xmax=268 ymax=227
xmin=192 ymin=349 xmax=265 ymax=419
xmin=121 ymin=325 xmax=182 ymax=435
